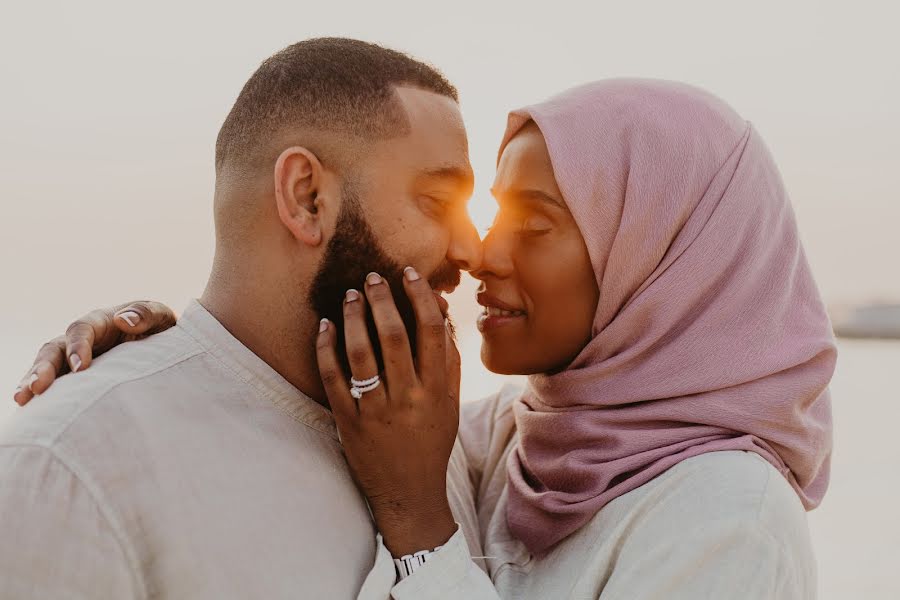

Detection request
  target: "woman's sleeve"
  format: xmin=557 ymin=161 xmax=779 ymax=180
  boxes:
xmin=356 ymin=432 xmax=500 ymax=600
xmin=357 ymin=525 xmax=500 ymax=600
xmin=356 ymin=387 xmax=523 ymax=600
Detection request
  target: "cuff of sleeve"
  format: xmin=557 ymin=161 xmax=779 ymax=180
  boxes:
xmin=390 ymin=523 xmax=478 ymax=600
xmin=357 ymin=531 xmax=398 ymax=600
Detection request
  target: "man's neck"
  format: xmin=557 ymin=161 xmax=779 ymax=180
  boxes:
xmin=199 ymin=267 xmax=328 ymax=407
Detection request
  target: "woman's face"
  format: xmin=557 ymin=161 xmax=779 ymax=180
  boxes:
xmin=475 ymin=123 xmax=599 ymax=375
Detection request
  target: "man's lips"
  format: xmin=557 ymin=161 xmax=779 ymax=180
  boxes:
xmin=430 ymin=274 xmax=460 ymax=319
xmin=432 ymin=283 xmax=458 ymax=295
xmin=429 ymin=282 xmax=456 ymax=318
xmin=429 ymin=268 xmax=461 ymax=296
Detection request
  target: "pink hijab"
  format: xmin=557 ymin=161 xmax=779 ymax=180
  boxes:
xmin=500 ymin=79 xmax=836 ymax=555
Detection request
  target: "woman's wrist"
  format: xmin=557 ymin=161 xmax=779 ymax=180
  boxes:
xmin=373 ymin=498 xmax=457 ymax=558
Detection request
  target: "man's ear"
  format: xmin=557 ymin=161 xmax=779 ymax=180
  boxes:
xmin=273 ymin=146 xmax=326 ymax=247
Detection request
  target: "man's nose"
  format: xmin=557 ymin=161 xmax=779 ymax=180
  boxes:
xmin=447 ymin=218 xmax=483 ymax=272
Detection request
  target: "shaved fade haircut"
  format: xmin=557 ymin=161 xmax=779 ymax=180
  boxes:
xmin=214 ymin=37 xmax=458 ymax=176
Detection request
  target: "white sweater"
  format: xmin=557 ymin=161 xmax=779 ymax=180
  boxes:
xmin=362 ymin=384 xmax=817 ymax=599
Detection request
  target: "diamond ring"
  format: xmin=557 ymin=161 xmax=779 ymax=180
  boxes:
xmin=350 ymin=374 xmax=381 ymax=399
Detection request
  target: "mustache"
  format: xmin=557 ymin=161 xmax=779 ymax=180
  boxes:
xmin=426 ymin=262 xmax=459 ymax=343
xmin=427 ymin=262 xmax=461 ymax=291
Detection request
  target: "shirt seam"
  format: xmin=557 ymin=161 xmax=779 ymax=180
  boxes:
xmin=754 ymin=465 xmax=802 ymax=597
xmin=754 ymin=456 xmax=774 ymax=521
xmin=17 ymin=345 xmax=204 ymax=448
xmin=3 ymin=443 xmax=147 ymax=599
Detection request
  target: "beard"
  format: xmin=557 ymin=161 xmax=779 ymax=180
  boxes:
xmin=310 ymin=179 xmax=460 ymax=375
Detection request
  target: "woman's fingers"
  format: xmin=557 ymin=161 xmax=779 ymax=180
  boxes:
xmin=13 ymin=336 xmax=67 ymax=405
xmin=363 ymin=272 xmax=417 ymax=390
xmin=315 ymin=318 xmax=357 ymax=424
xmin=27 ymin=361 xmax=60 ymax=397
xmin=401 ymin=267 xmax=447 ymax=393
xmin=64 ymin=308 xmax=118 ymax=373
xmin=58 ymin=301 xmax=177 ymax=378
xmin=112 ymin=301 xmax=177 ymax=336
xmin=342 ymin=288 xmax=386 ymax=413
xmin=13 ymin=383 xmax=32 ymax=406
xmin=12 ymin=300 xmax=178 ymax=406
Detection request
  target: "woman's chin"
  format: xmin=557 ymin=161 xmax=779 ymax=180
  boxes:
xmin=480 ymin=339 xmax=545 ymax=376
xmin=481 ymin=340 xmax=517 ymax=375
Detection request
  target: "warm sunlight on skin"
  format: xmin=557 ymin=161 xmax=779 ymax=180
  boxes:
xmin=467 ymin=195 xmax=499 ymax=237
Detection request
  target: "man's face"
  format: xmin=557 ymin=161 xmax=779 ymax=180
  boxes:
xmin=311 ymin=86 xmax=480 ymax=372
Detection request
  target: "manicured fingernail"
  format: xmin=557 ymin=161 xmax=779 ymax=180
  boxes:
xmin=404 ymin=266 xmax=421 ymax=282
xmin=319 ymin=318 xmax=329 ymax=333
xmin=70 ymin=354 xmax=82 ymax=373
xmin=366 ymin=272 xmax=383 ymax=285
xmin=117 ymin=311 xmax=140 ymax=327
xmin=28 ymin=373 xmax=38 ymax=392
xmin=345 ymin=289 xmax=360 ymax=303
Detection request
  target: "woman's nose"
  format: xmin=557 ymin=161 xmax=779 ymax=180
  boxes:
xmin=472 ymin=227 xmax=514 ymax=281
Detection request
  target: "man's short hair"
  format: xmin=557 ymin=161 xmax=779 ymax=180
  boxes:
xmin=214 ymin=37 xmax=458 ymax=175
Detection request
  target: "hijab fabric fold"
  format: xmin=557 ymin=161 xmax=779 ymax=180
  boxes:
xmin=501 ymin=79 xmax=835 ymax=556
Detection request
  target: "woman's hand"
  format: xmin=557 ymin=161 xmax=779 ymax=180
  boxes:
xmin=316 ymin=267 xmax=460 ymax=557
xmin=13 ymin=301 xmax=177 ymax=405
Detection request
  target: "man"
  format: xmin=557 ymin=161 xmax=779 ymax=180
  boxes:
xmin=0 ymin=38 xmax=481 ymax=598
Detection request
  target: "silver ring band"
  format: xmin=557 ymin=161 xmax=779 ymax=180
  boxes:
xmin=350 ymin=375 xmax=381 ymax=399
xmin=350 ymin=374 xmax=380 ymax=387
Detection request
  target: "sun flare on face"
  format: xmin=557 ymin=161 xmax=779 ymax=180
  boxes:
xmin=467 ymin=195 xmax=498 ymax=238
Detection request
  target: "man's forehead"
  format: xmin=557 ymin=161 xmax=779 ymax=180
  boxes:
xmin=392 ymin=86 xmax=471 ymax=172
xmin=394 ymin=85 xmax=465 ymax=126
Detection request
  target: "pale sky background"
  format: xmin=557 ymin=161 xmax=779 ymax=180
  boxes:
xmin=1 ymin=1 xmax=898 ymax=597
xmin=1 ymin=0 xmax=898 ymax=395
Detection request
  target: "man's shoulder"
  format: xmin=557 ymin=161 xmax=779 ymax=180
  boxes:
xmin=0 ymin=325 xmax=207 ymax=449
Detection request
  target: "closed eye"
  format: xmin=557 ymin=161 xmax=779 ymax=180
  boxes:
xmin=420 ymin=195 xmax=456 ymax=221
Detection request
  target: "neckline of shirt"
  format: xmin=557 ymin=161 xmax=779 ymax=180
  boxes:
xmin=176 ymin=299 xmax=338 ymax=441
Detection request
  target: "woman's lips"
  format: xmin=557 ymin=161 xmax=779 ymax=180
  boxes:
xmin=476 ymin=292 xmax=522 ymax=313
xmin=476 ymin=309 xmax=526 ymax=333
xmin=475 ymin=292 xmax=527 ymax=333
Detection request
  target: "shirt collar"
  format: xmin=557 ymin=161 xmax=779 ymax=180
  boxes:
xmin=177 ymin=299 xmax=338 ymax=440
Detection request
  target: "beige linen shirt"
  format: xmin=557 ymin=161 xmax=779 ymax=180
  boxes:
xmin=368 ymin=384 xmax=818 ymax=599
xmin=0 ymin=300 xmax=450 ymax=599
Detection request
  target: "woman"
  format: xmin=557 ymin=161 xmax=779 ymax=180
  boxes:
xmin=14 ymin=79 xmax=835 ymax=598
